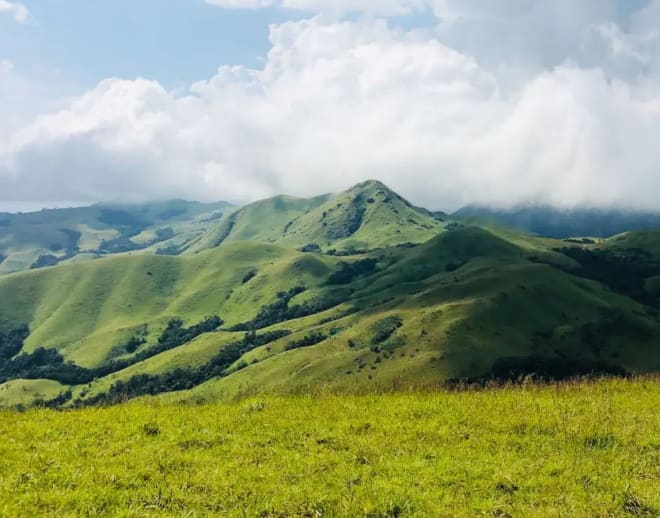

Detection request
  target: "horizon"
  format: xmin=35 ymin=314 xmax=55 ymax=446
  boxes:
xmin=4 ymin=178 xmax=660 ymax=215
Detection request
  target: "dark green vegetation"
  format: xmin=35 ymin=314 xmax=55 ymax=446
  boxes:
xmin=1 ymin=180 xmax=660 ymax=407
xmin=0 ymin=379 xmax=658 ymax=516
xmin=556 ymin=245 xmax=660 ymax=307
xmin=456 ymin=205 xmax=660 ymax=238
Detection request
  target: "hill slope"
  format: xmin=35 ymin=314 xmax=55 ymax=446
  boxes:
xmin=0 ymin=200 xmax=233 ymax=275
xmin=455 ymin=205 xmax=660 ymax=238
xmin=0 ymin=218 xmax=659 ymax=407
xmin=191 ymin=180 xmax=447 ymax=253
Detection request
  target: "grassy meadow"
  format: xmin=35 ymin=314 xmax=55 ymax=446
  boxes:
xmin=1 ymin=378 xmax=658 ymax=517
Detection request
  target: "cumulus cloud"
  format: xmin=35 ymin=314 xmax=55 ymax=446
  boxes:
xmin=0 ymin=0 xmax=28 ymax=22
xmin=2 ymin=4 xmax=660 ymax=210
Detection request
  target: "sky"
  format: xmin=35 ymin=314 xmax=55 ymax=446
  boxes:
xmin=1 ymin=0 xmax=660 ymax=212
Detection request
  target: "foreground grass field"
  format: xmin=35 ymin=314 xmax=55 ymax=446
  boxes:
xmin=0 ymin=379 xmax=658 ymax=517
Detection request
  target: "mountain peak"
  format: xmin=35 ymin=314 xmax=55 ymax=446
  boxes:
xmin=346 ymin=179 xmax=392 ymax=194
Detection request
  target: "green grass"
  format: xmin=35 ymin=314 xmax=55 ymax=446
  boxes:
xmin=277 ymin=180 xmax=446 ymax=251
xmin=0 ymin=378 xmax=658 ymax=517
xmin=191 ymin=180 xmax=446 ymax=254
xmin=0 ymin=379 xmax=64 ymax=407
xmin=1 ymin=182 xmax=660 ymax=407
xmin=0 ymin=241 xmax=336 ymax=368
xmin=1 ymin=224 xmax=660 ymax=407
xmin=0 ymin=200 xmax=231 ymax=275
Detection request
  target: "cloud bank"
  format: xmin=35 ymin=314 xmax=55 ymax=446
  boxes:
xmin=2 ymin=2 xmax=660 ymax=210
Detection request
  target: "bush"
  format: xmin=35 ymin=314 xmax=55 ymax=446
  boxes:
xmin=124 ymin=336 xmax=146 ymax=354
xmin=486 ymin=356 xmax=626 ymax=381
xmin=371 ymin=316 xmax=403 ymax=345
xmin=30 ymin=254 xmax=59 ymax=269
xmin=327 ymin=258 xmax=378 ymax=285
xmin=299 ymin=243 xmax=321 ymax=253
xmin=285 ymin=331 xmax=327 ymax=351
xmin=82 ymin=330 xmax=291 ymax=406
xmin=242 ymin=270 xmax=257 ymax=284
xmin=231 ymin=287 xmax=312 ymax=331
xmin=0 ymin=325 xmax=29 ymax=360
xmin=557 ymin=247 xmax=660 ymax=307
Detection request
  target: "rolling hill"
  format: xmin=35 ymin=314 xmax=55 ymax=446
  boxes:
xmin=0 ymin=181 xmax=660 ymax=407
xmin=455 ymin=205 xmax=660 ymax=238
xmin=0 ymin=199 xmax=233 ymax=275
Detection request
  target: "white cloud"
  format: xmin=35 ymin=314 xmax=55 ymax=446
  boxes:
xmin=206 ymin=0 xmax=426 ymax=15
xmin=3 ymin=5 xmax=660 ymax=210
xmin=0 ymin=0 xmax=28 ymax=22
xmin=205 ymin=0 xmax=274 ymax=9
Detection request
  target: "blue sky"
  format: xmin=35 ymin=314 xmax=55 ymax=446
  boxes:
xmin=1 ymin=1 xmax=660 ymax=211
xmin=0 ymin=1 xmax=300 ymax=89
xmin=0 ymin=1 xmax=437 ymax=91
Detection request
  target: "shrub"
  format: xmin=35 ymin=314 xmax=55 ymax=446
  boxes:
xmin=242 ymin=270 xmax=257 ymax=284
xmin=371 ymin=316 xmax=403 ymax=344
xmin=285 ymin=331 xmax=327 ymax=351
xmin=0 ymin=325 xmax=29 ymax=360
xmin=299 ymin=243 xmax=321 ymax=253
xmin=327 ymin=258 xmax=378 ymax=285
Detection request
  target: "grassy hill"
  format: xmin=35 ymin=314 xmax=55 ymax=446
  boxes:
xmin=455 ymin=205 xmax=660 ymax=238
xmin=0 ymin=227 xmax=659 ymax=407
xmin=0 ymin=180 xmax=446 ymax=276
xmin=0 ymin=182 xmax=659 ymax=408
xmin=190 ymin=180 xmax=447 ymax=253
xmin=0 ymin=199 xmax=232 ymax=274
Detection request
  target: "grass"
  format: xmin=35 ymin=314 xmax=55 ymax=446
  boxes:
xmin=1 ymin=182 xmax=660 ymax=407
xmin=0 ymin=200 xmax=230 ymax=275
xmin=2 ymin=223 xmax=660 ymax=407
xmin=0 ymin=241 xmax=332 ymax=367
xmin=0 ymin=378 xmax=658 ymax=517
xmin=0 ymin=379 xmax=64 ymax=406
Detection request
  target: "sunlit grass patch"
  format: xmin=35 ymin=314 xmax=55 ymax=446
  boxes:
xmin=0 ymin=378 xmax=658 ymax=517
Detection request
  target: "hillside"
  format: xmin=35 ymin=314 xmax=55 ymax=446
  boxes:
xmin=0 ymin=200 xmax=233 ymax=275
xmin=0 ymin=205 xmax=659 ymax=407
xmin=455 ymin=205 xmax=660 ymax=238
xmin=0 ymin=181 xmax=447 ymax=277
xmin=191 ymin=180 xmax=447 ymax=253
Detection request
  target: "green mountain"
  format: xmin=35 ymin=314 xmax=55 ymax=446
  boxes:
xmin=190 ymin=180 xmax=446 ymax=253
xmin=0 ymin=199 xmax=233 ymax=275
xmin=1 ymin=181 xmax=660 ymax=408
xmin=454 ymin=205 xmax=660 ymax=238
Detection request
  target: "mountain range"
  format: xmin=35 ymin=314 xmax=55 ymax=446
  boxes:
xmin=1 ymin=180 xmax=659 ymax=407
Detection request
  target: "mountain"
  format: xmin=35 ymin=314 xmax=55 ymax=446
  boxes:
xmin=0 ymin=200 xmax=233 ymax=275
xmin=454 ymin=205 xmax=660 ymax=238
xmin=1 ymin=182 xmax=660 ymax=408
xmin=190 ymin=180 xmax=446 ymax=253
xmin=0 ymin=181 xmax=445 ymax=276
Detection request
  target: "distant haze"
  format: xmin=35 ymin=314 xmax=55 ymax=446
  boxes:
xmin=2 ymin=1 xmax=660 ymax=211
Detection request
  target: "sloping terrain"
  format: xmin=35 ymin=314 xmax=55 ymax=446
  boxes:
xmin=0 ymin=223 xmax=658 ymax=407
xmin=455 ymin=205 xmax=660 ymax=238
xmin=0 ymin=200 xmax=232 ymax=274
xmin=0 ymin=182 xmax=659 ymax=407
xmin=191 ymin=180 xmax=446 ymax=253
xmin=276 ymin=180 xmax=446 ymax=252
xmin=186 ymin=194 xmax=331 ymax=251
